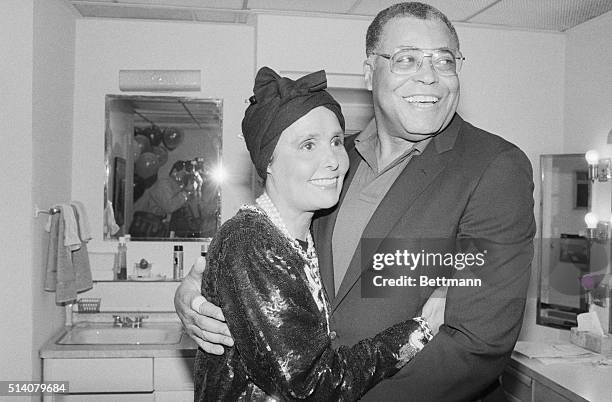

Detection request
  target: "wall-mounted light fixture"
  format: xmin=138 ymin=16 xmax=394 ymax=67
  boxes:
xmin=585 ymin=149 xmax=612 ymax=182
xmin=582 ymin=151 xmax=612 ymax=241
xmin=119 ymin=70 xmax=201 ymax=92
xmin=585 ymin=212 xmax=600 ymax=239
xmin=584 ymin=212 xmax=611 ymax=241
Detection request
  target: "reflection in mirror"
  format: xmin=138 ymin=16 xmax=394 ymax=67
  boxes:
xmin=538 ymin=154 xmax=593 ymax=329
xmin=104 ymin=95 xmax=222 ymax=240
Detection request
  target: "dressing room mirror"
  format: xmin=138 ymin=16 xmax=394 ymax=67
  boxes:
xmin=537 ymin=154 xmax=598 ymax=329
xmin=104 ymin=95 xmax=222 ymax=240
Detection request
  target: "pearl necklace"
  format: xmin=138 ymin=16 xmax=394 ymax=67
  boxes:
xmin=254 ymin=192 xmax=330 ymax=332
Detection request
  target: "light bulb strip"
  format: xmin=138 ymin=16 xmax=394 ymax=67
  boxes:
xmin=584 ymin=150 xmax=612 ymax=182
xmin=584 ymin=213 xmax=611 ymax=241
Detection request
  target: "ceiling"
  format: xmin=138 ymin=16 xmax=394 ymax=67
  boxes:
xmin=67 ymin=0 xmax=612 ymax=32
xmin=117 ymin=96 xmax=222 ymax=128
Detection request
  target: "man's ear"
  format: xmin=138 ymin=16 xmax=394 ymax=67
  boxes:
xmin=363 ymin=59 xmax=374 ymax=91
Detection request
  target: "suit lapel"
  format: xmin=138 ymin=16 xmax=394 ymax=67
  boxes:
xmin=332 ymin=115 xmax=463 ymax=312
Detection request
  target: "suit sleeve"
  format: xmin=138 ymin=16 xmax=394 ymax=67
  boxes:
xmin=388 ymin=147 xmax=536 ymax=401
xmin=214 ymin=225 xmax=432 ymax=401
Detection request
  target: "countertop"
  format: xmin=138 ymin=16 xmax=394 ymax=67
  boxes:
xmin=40 ymin=317 xmax=197 ymax=359
xmin=41 ymin=324 xmax=612 ymax=400
xmin=510 ymin=350 xmax=612 ymax=402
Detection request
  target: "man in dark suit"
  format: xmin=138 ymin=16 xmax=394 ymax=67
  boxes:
xmin=175 ymin=2 xmax=535 ymax=400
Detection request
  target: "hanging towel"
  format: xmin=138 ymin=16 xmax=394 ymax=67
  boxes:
xmin=59 ymin=203 xmax=81 ymax=251
xmin=104 ymin=201 xmax=120 ymax=236
xmin=71 ymin=201 xmax=92 ymax=242
xmin=44 ymin=209 xmax=93 ymax=305
xmin=70 ymin=204 xmax=93 ymax=292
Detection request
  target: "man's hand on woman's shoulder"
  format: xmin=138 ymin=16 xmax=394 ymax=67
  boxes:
xmin=174 ymin=256 xmax=233 ymax=355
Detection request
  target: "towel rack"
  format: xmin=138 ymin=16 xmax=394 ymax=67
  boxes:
xmin=34 ymin=205 xmax=61 ymax=217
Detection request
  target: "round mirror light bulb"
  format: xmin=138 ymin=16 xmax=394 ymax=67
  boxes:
xmin=584 ymin=212 xmax=599 ymax=229
xmin=210 ymin=165 xmax=225 ymax=184
xmin=585 ymin=150 xmax=599 ymax=165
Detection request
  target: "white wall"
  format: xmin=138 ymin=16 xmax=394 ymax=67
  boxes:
xmin=31 ymin=0 xmax=77 ymax=381
xmin=0 ymin=0 xmax=76 ymax=383
xmin=455 ymin=25 xmax=565 ymax=163
xmin=563 ymin=11 xmax=612 ymax=155
xmin=72 ymin=19 xmax=255 ymax=254
xmin=256 ymin=14 xmax=368 ymax=76
xmin=0 ymin=0 xmax=35 ymax=383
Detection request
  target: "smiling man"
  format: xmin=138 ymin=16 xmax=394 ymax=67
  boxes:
xmin=366 ymin=14 xmax=460 ymax=143
xmin=175 ymin=2 xmax=535 ymax=401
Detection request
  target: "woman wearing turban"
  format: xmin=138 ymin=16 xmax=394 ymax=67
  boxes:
xmin=194 ymin=67 xmax=436 ymax=401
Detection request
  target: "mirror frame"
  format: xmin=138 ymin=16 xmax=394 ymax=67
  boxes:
xmin=104 ymin=94 xmax=223 ymax=241
xmin=537 ymin=153 xmax=591 ymax=330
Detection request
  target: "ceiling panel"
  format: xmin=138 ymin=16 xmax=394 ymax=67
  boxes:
xmin=73 ymin=4 xmax=195 ymax=20
xmin=73 ymin=0 xmax=245 ymax=7
xmin=248 ymin=0 xmax=358 ymax=14
xmin=67 ymin=0 xmax=612 ymax=31
xmin=131 ymin=99 xmax=221 ymax=128
xmin=468 ymin=0 xmax=612 ymax=31
xmin=194 ymin=9 xmax=248 ymax=24
xmin=139 ymin=0 xmax=245 ymax=9
xmin=349 ymin=0 xmax=500 ymax=21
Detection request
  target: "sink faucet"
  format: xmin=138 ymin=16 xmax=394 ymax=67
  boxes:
xmin=112 ymin=315 xmax=149 ymax=328
xmin=112 ymin=315 xmax=123 ymax=327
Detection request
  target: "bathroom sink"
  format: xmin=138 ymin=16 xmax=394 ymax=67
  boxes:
xmin=57 ymin=323 xmax=183 ymax=345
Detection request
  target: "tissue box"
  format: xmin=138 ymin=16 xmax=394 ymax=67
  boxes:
xmin=570 ymin=327 xmax=612 ymax=355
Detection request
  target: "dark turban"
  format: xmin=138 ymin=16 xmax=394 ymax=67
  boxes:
xmin=242 ymin=67 xmax=345 ymax=179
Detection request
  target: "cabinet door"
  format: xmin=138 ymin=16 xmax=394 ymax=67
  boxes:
xmin=501 ymin=366 xmax=532 ymax=402
xmin=44 ymin=358 xmax=153 ymax=393
xmin=52 ymin=393 xmax=154 ymax=401
xmin=154 ymin=357 xmax=194 ymax=391
xmin=533 ymin=380 xmax=573 ymax=402
xmin=154 ymin=390 xmax=193 ymax=401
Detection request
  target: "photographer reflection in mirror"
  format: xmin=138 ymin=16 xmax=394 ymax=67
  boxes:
xmin=169 ymin=159 xmax=220 ymax=238
xmin=131 ymin=160 xmax=193 ymax=237
xmin=131 ymin=159 xmax=217 ymax=238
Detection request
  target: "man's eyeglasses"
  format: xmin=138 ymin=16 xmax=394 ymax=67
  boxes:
xmin=372 ymin=47 xmax=465 ymax=76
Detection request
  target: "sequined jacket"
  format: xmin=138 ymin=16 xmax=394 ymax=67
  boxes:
xmin=194 ymin=207 xmax=430 ymax=401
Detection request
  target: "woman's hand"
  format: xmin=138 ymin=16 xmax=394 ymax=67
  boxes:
xmin=420 ymin=286 xmax=447 ymax=335
xmin=174 ymin=257 xmax=234 ymax=354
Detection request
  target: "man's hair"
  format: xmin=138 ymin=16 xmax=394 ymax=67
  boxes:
xmin=365 ymin=2 xmax=460 ymax=56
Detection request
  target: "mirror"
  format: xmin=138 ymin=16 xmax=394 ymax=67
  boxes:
xmin=537 ymin=154 xmax=597 ymax=329
xmin=104 ymin=95 xmax=222 ymax=240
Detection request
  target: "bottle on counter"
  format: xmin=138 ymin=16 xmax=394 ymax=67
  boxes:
xmin=113 ymin=251 xmax=119 ymax=280
xmin=173 ymin=245 xmax=184 ymax=280
xmin=117 ymin=236 xmax=127 ymax=280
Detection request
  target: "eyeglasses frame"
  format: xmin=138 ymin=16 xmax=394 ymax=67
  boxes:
xmin=371 ymin=46 xmax=465 ymax=76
